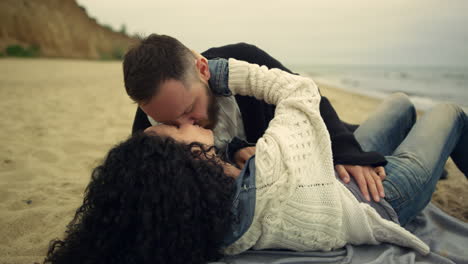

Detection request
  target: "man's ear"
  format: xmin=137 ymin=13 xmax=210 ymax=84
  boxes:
xmin=195 ymin=57 xmax=211 ymax=82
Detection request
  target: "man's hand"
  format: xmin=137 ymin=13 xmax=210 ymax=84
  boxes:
xmin=233 ymin=146 xmax=256 ymax=169
xmin=335 ymin=164 xmax=386 ymax=202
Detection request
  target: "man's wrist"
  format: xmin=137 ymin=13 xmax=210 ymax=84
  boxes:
xmin=224 ymin=137 xmax=255 ymax=164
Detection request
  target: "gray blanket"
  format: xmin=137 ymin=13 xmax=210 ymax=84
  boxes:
xmin=213 ymin=203 xmax=468 ymax=264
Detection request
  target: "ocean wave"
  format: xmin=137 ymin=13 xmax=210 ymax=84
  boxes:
xmin=300 ymin=66 xmax=468 ymax=111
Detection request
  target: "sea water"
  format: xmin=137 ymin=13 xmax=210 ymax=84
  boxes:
xmin=294 ymin=65 xmax=468 ymax=112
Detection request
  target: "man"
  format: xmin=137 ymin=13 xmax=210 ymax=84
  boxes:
xmin=123 ymin=34 xmax=387 ymax=202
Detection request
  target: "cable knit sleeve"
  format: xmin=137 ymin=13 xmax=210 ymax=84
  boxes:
xmin=228 ymin=58 xmax=333 ymax=191
xmin=228 ymin=59 xmax=320 ymax=107
xmin=225 ymin=59 xmax=343 ymax=255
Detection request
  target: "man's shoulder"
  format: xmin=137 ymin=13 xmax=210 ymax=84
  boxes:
xmin=202 ymin=43 xmax=260 ymax=60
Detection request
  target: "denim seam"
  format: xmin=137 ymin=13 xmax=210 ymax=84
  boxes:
xmin=384 ymin=152 xmax=431 ymax=211
xmin=394 ymin=151 xmax=432 ymax=186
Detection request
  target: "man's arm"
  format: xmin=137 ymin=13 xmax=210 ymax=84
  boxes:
xmin=320 ymin=96 xmax=386 ymax=167
xmin=202 ymin=42 xmax=295 ymax=74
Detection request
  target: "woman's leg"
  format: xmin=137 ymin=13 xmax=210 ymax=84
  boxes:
xmin=383 ymin=103 xmax=468 ymax=226
xmin=353 ymin=93 xmax=416 ymax=155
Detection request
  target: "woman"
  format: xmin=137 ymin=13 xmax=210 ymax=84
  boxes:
xmin=44 ymin=59 xmax=468 ymax=264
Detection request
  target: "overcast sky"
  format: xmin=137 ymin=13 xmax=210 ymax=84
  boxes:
xmin=76 ymin=0 xmax=468 ymax=66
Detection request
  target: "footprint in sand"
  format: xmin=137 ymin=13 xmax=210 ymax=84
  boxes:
xmin=0 ymin=157 xmax=27 ymax=173
xmin=0 ymin=147 xmax=23 ymax=173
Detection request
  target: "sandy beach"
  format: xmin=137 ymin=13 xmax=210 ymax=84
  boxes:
xmin=0 ymin=58 xmax=466 ymax=264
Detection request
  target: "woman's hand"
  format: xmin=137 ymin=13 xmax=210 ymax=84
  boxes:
xmin=335 ymin=164 xmax=386 ymax=202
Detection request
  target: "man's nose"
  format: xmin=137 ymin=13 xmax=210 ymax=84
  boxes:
xmin=175 ymin=116 xmax=196 ymax=126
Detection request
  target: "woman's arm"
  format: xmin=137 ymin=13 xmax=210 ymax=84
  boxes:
xmin=202 ymin=43 xmax=386 ymax=167
xmin=228 ymin=58 xmax=334 ymax=187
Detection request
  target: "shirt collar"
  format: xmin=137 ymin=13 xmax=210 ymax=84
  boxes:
xmin=208 ymin=58 xmax=231 ymax=96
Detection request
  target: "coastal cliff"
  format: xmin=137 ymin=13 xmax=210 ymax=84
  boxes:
xmin=0 ymin=0 xmax=136 ymax=59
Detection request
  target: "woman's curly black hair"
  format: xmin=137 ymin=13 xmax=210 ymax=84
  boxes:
xmin=44 ymin=133 xmax=236 ymax=264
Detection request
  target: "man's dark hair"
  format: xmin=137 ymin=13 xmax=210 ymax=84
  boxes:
xmin=123 ymin=34 xmax=196 ymax=103
xmin=44 ymin=133 xmax=235 ymax=264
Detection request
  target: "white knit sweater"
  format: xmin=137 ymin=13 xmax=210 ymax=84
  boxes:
xmin=225 ymin=59 xmax=430 ymax=255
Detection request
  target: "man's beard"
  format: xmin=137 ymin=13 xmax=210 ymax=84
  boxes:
xmin=198 ymin=82 xmax=219 ymax=130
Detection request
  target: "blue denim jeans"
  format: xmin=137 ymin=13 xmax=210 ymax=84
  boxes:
xmin=353 ymin=93 xmax=468 ymax=226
